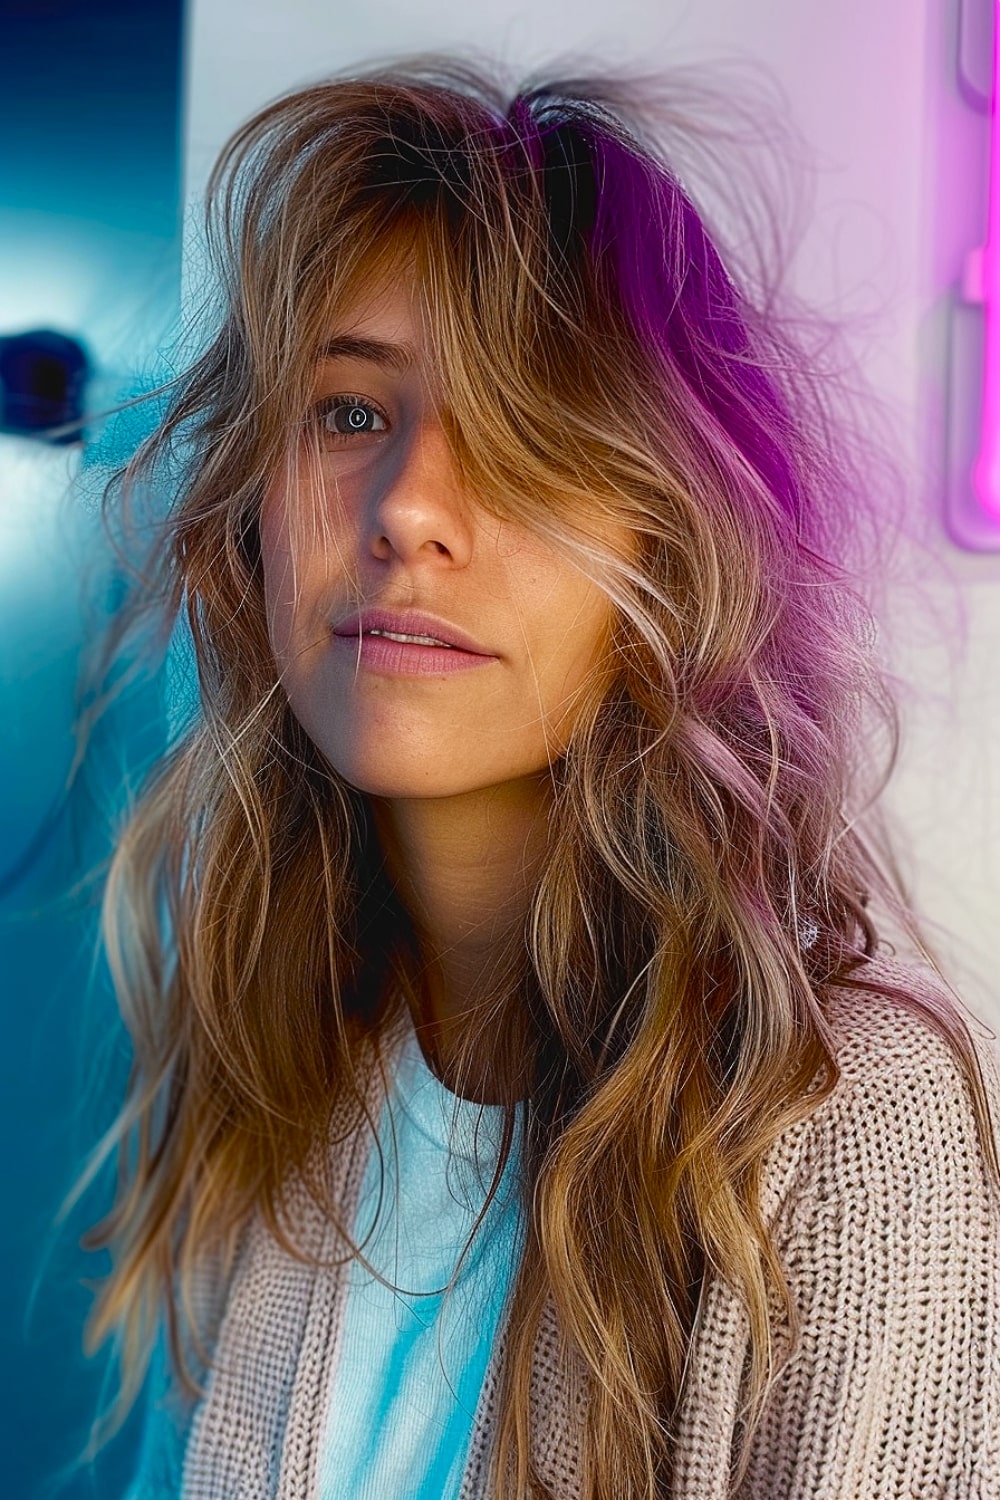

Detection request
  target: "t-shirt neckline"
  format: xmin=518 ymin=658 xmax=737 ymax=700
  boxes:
xmin=385 ymin=1015 xmax=517 ymax=1163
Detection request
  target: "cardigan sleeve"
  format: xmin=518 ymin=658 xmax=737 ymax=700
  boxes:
xmin=120 ymin=1238 xmax=241 ymax=1500
xmin=735 ymin=991 xmax=1000 ymax=1500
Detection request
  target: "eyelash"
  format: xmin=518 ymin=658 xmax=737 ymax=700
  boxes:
xmin=308 ymin=393 xmax=390 ymax=445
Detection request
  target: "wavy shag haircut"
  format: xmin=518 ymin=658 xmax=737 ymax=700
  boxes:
xmin=79 ymin=51 xmax=1000 ymax=1499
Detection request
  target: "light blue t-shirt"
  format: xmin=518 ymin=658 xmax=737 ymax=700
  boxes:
xmin=316 ymin=1023 xmax=525 ymax=1500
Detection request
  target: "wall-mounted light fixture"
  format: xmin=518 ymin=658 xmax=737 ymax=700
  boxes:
xmin=0 ymin=328 xmax=90 ymax=445
xmin=972 ymin=1 xmax=1000 ymax=520
xmin=951 ymin=0 xmax=1000 ymax=548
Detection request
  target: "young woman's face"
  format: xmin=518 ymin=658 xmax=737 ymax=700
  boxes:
xmin=260 ymin=271 xmax=622 ymax=800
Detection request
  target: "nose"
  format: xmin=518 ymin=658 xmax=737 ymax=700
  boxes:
xmin=366 ymin=409 xmax=475 ymax=569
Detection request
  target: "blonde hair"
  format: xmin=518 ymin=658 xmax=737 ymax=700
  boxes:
xmin=78 ymin=53 xmax=999 ymax=1498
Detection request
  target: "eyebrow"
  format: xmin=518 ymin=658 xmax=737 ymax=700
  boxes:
xmin=314 ymin=335 xmax=415 ymax=371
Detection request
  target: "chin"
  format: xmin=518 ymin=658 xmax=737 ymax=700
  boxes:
xmin=320 ymin=748 xmax=475 ymax=801
xmin=330 ymin=750 xmax=533 ymax=802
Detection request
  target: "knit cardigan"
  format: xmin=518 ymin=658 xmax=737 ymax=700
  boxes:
xmin=131 ymin=949 xmax=1000 ymax=1499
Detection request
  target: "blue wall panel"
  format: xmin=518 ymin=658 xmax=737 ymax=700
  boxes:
xmin=0 ymin=2 xmax=185 ymax=1495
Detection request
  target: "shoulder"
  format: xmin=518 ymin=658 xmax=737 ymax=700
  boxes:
xmin=822 ymin=948 xmax=998 ymax=1075
xmin=760 ymin=948 xmax=1000 ymax=1226
xmin=817 ymin=947 xmax=1000 ymax=1160
xmin=677 ymin=950 xmax=1000 ymax=1498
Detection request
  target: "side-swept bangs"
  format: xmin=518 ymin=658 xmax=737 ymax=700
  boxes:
xmin=206 ymin=69 xmax=800 ymax=592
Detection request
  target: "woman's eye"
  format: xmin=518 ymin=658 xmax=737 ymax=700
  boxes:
xmin=311 ymin=394 xmax=389 ymax=444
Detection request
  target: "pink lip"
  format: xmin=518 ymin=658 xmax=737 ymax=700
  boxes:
xmin=330 ymin=607 xmax=499 ymax=676
xmin=332 ymin=634 xmax=497 ymax=675
xmin=331 ymin=607 xmax=494 ymax=656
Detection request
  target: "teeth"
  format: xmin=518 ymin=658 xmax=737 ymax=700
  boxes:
xmin=367 ymin=629 xmax=454 ymax=648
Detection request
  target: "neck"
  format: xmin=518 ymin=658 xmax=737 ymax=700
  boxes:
xmin=369 ymin=775 xmax=551 ymax=1093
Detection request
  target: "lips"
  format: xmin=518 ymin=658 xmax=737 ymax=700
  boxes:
xmin=330 ymin=607 xmax=494 ymax=657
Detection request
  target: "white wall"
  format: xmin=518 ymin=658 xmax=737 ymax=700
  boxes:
xmin=183 ymin=0 xmax=1000 ymax=1025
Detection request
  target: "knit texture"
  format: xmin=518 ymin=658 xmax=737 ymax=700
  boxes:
xmin=129 ymin=950 xmax=1000 ymax=1498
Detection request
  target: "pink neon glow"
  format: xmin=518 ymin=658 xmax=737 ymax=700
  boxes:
xmin=973 ymin=1 xmax=1000 ymax=518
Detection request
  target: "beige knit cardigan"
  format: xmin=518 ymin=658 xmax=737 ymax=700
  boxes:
xmin=131 ymin=950 xmax=1000 ymax=1499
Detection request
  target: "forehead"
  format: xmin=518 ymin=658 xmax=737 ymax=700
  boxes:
xmin=313 ymin=264 xmax=445 ymax=405
xmin=323 ymin=280 xmax=415 ymax=346
xmin=316 ymin=246 xmax=427 ymax=365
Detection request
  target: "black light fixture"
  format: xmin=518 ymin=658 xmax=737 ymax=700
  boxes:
xmin=0 ymin=327 xmax=90 ymax=443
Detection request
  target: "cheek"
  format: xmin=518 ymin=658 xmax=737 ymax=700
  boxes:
xmin=550 ymin=591 xmax=616 ymax=708
xmin=515 ymin=574 xmax=617 ymax=746
xmin=494 ymin=526 xmax=619 ymax=710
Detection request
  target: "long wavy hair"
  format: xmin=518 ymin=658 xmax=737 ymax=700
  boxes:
xmin=77 ymin=51 xmax=1000 ymax=1499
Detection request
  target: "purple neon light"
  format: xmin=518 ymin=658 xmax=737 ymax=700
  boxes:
xmin=972 ymin=1 xmax=1000 ymax=518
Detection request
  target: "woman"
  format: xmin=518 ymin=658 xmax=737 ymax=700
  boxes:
xmin=81 ymin=53 xmax=1000 ymax=1499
